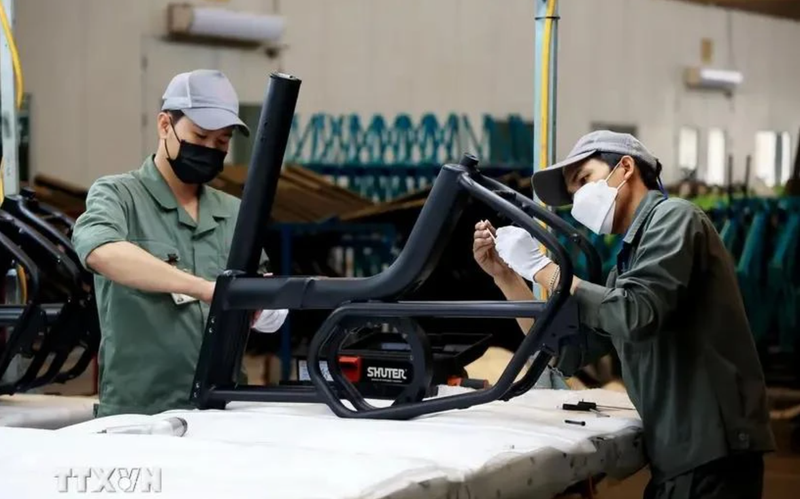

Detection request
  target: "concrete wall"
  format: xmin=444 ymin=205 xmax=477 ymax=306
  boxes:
xmin=14 ymin=0 xmax=800 ymax=187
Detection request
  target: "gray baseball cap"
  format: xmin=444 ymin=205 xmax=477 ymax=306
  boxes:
xmin=532 ymin=130 xmax=660 ymax=206
xmin=161 ymin=69 xmax=250 ymax=137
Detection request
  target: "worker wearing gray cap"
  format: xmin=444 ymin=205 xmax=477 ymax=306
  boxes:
xmin=474 ymin=130 xmax=774 ymax=498
xmin=72 ymin=69 xmax=287 ymax=418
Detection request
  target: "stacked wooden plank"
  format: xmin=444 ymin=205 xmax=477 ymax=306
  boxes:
xmin=214 ymin=164 xmax=375 ymax=223
xmin=32 ymin=164 xmax=376 ymax=224
xmin=30 ymin=175 xmax=88 ymax=219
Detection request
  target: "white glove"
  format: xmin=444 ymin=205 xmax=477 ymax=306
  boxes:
xmin=252 ymin=309 xmax=289 ymax=333
xmin=494 ymin=226 xmax=552 ymax=281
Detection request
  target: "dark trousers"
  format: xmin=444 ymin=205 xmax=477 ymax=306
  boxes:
xmin=644 ymin=453 xmax=764 ymax=499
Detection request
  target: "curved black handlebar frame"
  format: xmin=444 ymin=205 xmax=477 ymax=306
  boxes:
xmin=467 ymin=172 xmax=603 ymax=397
xmin=3 ymin=196 xmax=100 ymax=386
xmin=190 ymin=73 xmax=600 ymax=420
xmin=474 ymin=174 xmax=603 ymax=284
xmin=0 ymin=202 xmax=99 ymax=394
xmin=4 ymin=192 xmax=87 ymax=283
xmin=0 ymin=229 xmax=47 ymax=395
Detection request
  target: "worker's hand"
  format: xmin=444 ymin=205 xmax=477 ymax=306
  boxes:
xmin=252 ymin=309 xmax=289 ymax=333
xmin=250 ymin=273 xmax=289 ymax=333
xmin=473 ymin=220 xmax=513 ymax=281
xmin=494 ymin=226 xmax=552 ymax=281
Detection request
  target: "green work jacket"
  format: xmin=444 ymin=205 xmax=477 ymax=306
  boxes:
xmin=567 ymin=190 xmax=775 ymax=484
xmin=72 ymin=156 xmax=260 ymax=418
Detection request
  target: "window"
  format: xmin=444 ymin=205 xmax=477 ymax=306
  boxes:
xmin=678 ymin=127 xmax=699 ymax=175
xmin=231 ymin=103 xmax=264 ymax=166
xmin=706 ymin=128 xmax=727 ymax=186
xmin=753 ymin=131 xmax=793 ymax=188
xmin=779 ymin=132 xmax=792 ymax=185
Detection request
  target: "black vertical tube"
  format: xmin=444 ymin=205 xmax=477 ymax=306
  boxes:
xmin=744 ymin=155 xmax=751 ymax=199
xmin=726 ymin=154 xmax=734 ymax=206
xmin=226 ymin=73 xmax=302 ymax=274
xmin=794 ymin=127 xmax=800 ymax=180
xmin=191 ymin=73 xmax=301 ymax=409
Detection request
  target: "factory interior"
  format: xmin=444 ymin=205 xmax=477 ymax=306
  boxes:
xmin=1 ymin=0 xmax=800 ymax=497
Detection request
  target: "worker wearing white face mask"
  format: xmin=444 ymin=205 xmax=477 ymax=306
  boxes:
xmin=473 ymin=130 xmax=773 ymax=499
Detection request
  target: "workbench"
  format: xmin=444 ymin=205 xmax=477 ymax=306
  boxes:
xmin=0 ymin=388 xmax=644 ymax=498
xmin=0 ymin=393 xmax=96 ymax=429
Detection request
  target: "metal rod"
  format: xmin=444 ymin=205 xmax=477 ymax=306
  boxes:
xmin=208 ymin=385 xmax=323 ymax=404
xmin=0 ymin=0 xmax=18 ymax=196
xmin=226 ymin=73 xmax=302 ymax=274
xmin=191 ymin=73 xmax=301 ymax=409
xmin=533 ymin=0 xmax=560 ymax=302
xmin=534 ymin=0 xmax=559 ymax=181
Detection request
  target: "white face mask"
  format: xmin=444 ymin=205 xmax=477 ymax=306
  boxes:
xmin=570 ymin=163 xmax=627 ymax=235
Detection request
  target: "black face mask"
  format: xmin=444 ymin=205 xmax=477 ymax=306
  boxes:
xmin=164 ymin=123 xmax=226 ymax=184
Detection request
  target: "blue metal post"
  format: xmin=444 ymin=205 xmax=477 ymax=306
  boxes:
xmin=547 ymin=4 xmax=559 ymax=167
xmin=533 ymin=0 xmax=560 ymax=300
xmin=533 ymin=0 xmax=559 ymax=183
xmin=1 ymin=0 xmax=19 ymax=196
xmin=532 ymin=0 xmax=562 ymax=384
xmin=533 ymin=0 xmax=545 ymax=183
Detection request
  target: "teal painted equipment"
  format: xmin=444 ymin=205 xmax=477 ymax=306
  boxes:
xmin=736 ymin=199 xmax=776 ymax=343
xmin=284 ymin=113 xmax=533 ymax=201
xmin=769 ymin=198 xmax=800 ymax=353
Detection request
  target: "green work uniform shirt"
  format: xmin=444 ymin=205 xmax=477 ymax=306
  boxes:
xmin=567 ymin=190 xmax=775 ymax=484
xmin=72 ymin=156 xmax=260 ymax=418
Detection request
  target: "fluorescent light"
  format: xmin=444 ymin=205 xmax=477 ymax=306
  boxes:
xmin=168 ymin=3 xmax=285 ymax=44
xmin=683 ymin=66 xmax=743 ymax=92
xmin=698 ymin=68 xmax=743 ymax=86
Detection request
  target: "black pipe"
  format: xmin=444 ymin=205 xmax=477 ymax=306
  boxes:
xmin=726 ymin=154 xmax=734 ymax=206
xmin=0 ymin=304 xmax=61 ymax=326
xmin=744 ymin=155 xmax=751 ymax=199
xmin=475 ymin=174 xmax=602 ymax=284
xmin=0 ymin=233 xmax=44 ymax=393
xmin=192 ymin=73 xmax=302 ymax=409
xmin=220 ymin=164 xmax=470 ymax=311
xmin=226 ymin=73 xmax=302 ymax=274
xmin=3 ymin=196 xmax=84 ymax=281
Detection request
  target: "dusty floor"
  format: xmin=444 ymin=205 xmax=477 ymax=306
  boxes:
xmin=37 ymin=349 xmax=800 ymax=498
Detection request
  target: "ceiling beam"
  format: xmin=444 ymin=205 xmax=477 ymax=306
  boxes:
xmin=676 ymin=0 xmax=800 ymax=21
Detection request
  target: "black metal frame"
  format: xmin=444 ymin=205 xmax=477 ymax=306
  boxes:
xmin=0 ymin=196 xmax=99 ymax=394
xmin=2 ymin=193 xmax=100 ymax=385
xmin=190 ymin=72 xmax=599 ymax=420
xmin=0 ymin=226 xmax=47 ymax=394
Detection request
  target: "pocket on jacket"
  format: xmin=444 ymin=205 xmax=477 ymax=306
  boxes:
xmin=122 ymin=239 xmax=184 ymax=298
xmin=129 ymin=239 xmax=181 ymax=265
xmin=704 ymin=348 xmax=746 ymax=439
